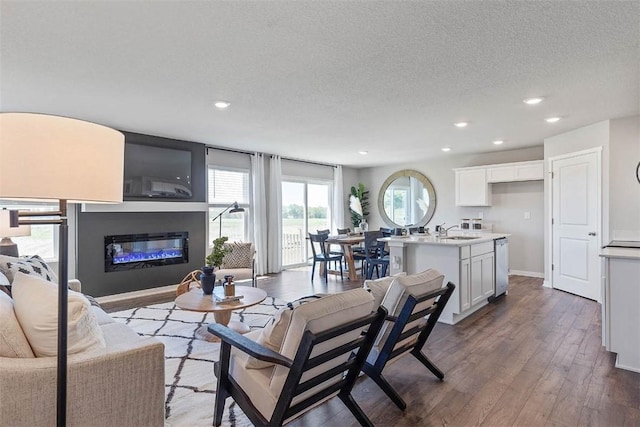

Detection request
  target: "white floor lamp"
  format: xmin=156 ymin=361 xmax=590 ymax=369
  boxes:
xmin=0 ymin=113 xmax=124 ymax=426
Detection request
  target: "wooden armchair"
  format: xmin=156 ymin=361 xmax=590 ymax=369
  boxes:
xmin=208 ymin=289 xmax=386 ymax=426
xmin=361 ymin=270 xmax=455 ymax=410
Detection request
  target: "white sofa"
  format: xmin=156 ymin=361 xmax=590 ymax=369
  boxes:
xmin=0 ymin=277 xmax=165 ymax=427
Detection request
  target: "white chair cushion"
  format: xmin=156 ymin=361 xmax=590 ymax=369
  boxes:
xmin=363 ymin=272 xmax=407 ymax=310
xmin=374 ymin=269 xmax=445 ymax=353
xmin=228 ymin=330 xmax=278 ymax=420
xmin=271 ymin=289 xmax=374 ymax=398
xmin=214 ymin=268 xmax=253 ymax=282
xmin=11 ymin=272 xmax=106 ymax=357
xmin=0 ymin=290 xmax=34 ymax=358
xmin=245 ymin=296 xmax=324 ymax=369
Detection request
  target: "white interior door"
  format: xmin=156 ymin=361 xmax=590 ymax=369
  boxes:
xmin=551 ymin=150 xmax=600 ymax=301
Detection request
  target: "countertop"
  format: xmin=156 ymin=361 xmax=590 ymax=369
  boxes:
xmin=381 ymin=232 xmax=510 ymax=247
xmin=600 ymin=247 xmax=640 ymax=260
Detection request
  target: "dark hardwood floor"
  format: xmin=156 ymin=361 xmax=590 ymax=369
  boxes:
xmin=106 ymin=268 xmax=640 ymax=426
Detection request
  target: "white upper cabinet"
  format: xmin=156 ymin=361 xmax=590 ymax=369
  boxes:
xmin=455 ymin=168 xmax=491 ymax=206
xmin=486 ymin=160 xmax=543 ymax=183
xmin=455 ymin=160 xmax=543 ymax=206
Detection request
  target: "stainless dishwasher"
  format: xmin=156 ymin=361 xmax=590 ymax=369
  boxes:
xmin=493 ymin=237 xmax=509 ymax=299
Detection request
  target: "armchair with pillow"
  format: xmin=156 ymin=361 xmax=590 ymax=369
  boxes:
xmin=213 ymin=242 xmax=257 ymax=286
xmin=0 ymin=255 xmax=165 ymax=427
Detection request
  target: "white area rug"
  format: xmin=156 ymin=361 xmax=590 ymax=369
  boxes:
xmin=111 ymin=296 xmax=286 ymax=427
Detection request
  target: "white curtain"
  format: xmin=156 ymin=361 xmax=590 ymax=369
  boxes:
xmin=250 ymin=153 xmax=267 ymax=275
xmin=267 ymin=155 xmax=283 ymax=273
xmin=331 ymin=165 xmax=345 ymax=233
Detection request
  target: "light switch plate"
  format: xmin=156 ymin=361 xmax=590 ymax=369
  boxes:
xmin=524 ymin=211 xmax=531 ymax=220
xmin=477 ymin=212 xmax=484 ymax=219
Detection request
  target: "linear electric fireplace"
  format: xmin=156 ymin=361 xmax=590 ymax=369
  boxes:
xmin=104 ymin=231 xmax=189 ymax=272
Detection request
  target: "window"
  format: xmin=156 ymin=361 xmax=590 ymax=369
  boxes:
xmin=281 ymin=179 xmax=331 ymax=267
xmin=0 ymin=201 xmax=59 ymax=260
xmin=207 ymin=167 xmax=250 ymax=246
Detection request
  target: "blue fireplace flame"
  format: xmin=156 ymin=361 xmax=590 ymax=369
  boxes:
xmin=113 ymin=248 xmax=184 ymax=264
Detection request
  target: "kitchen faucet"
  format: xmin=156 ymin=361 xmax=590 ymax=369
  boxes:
xmin=436 ymin=223 xmax=458 ymax=237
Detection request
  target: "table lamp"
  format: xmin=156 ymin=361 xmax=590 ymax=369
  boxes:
xmin=0 ymin=113 xmax=124 ymax=426
xmin=0 ymin=208 xmax=31 ymax=256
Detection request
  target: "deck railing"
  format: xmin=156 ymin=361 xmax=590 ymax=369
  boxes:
xmin=282 ymin=230 xmax=306 ymax=266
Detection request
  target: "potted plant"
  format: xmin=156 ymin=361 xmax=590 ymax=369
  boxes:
xmin=201 ymin=236 xmax=231 ymax=295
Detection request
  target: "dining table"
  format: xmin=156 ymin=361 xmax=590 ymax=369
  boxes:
xmin=323 ymin=234 xmax=365 ymax=281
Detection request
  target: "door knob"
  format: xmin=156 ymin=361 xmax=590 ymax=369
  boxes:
xmin=588 ymin=232 xmax=597 ymax=236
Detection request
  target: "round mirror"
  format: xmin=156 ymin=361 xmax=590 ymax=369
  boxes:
xmin=378 ymin=170 xmax=436 ymax=228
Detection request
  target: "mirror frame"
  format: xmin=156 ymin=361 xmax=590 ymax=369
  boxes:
xmin=378 ymin=169 xmax=437 ymax=228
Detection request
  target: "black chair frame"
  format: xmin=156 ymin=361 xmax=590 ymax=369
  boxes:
xmin=210 ymin=306 xmax=387 ymax=427
xmin=362 ymin=282 xmax=456 ymax=410
xmin=309 ymin=232 xmax=343 ymax=283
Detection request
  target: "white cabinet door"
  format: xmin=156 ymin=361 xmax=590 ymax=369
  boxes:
xmin=455 ymin=169 xmax=491 ymax=206
xmin=481 ymin=252 xmax=495 ymax=298
xmin=458 ymin=258 xmax=471 ymax=313
xmin=487 ymin=166 xmax=515 ymax=183
xmin=470 ymin=256 xmax=484 ymax=305
xmin=470 ymin=251 xmax=495 ymax=305
xmin=486 ymin=161 xmax=543 ymax=183
xmin=515 ymin=162 xmax=543 ymax=181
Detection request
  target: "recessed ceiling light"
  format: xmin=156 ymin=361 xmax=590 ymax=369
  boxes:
xmin=545 ymin=117 xmax=561 ymax=123
xmin=358 ymin=151 xmax=368 ymax=155
xmin=214 ymin=101 xmax=231 ymax=109
xmin=454 ymin=122 xmax=469 ymax=128
xmin=441 ymin=147 xmax=451 ymax=152
xmin=523 ymin=97 xmax=544 ymax=105
xmin=493 ymin=140 xmax=504 ymax=145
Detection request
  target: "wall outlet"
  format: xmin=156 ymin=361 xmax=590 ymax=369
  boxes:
xmin=524 ymin=211 xmax=531 ymax=220
xmin=477 ymin=212 xmax=484 ymax=219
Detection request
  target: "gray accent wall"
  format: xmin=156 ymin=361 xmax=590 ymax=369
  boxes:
xmin=77 ymin=211 xmax=206 ymax=297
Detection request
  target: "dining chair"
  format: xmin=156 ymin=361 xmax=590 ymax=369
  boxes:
xmin=365 ymin=237 xmax=389 ymax=280
xmin=309 ymin=232 xmax=343 ymax=283
xmin=337 ymin=227 xmax=351 ymax=235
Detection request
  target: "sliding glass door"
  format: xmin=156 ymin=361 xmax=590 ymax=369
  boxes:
xmin=281 ymin=180 xmax=331 ymax=267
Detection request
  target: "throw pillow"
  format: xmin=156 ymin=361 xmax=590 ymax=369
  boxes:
xmin=0 ymin=271 xmax=10 ymax=296
xmin=0 ymin=291 xmax=35 ymax=358
xmin=363 ymin=272 xmax=407 ymax=310
xmin=245 ymin=295 xmax=323 ymax=369
xmin=0 ymin=254 xmax=58 ymax=284
xmin=11 ymin=272 xmax=106 ymax=357
xmin=221 ymin=242 xmax=253 ymax=269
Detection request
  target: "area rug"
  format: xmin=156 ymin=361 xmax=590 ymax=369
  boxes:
xmin=111 ymin=296 xmax=286 ymax=427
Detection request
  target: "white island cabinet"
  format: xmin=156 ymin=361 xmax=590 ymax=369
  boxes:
xmin=384 ymin=233 xmax=508 ymax=324
xmin=600 ymin=247 xmax=640 ymax=373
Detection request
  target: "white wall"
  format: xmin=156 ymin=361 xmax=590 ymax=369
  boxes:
xmin=609 ymin=115 xmax=640 ymax=240
xmin=357 ymin=146 xmax=544 ymax=275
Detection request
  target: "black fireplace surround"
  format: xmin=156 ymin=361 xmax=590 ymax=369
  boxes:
xmin=104 ymin=232 xmax=189 ymax=272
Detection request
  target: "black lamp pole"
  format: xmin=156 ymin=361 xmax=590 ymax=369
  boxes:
xmin=10 ymin=200 xmax=68 ymax=426
xmin=211 ymin=201 xmax=245 ymax=238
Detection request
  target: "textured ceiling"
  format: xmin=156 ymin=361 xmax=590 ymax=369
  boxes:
xmin=1 ymin=1 xmax=638 ymax=167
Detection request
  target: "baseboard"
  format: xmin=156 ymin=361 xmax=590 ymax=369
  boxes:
xmin=509 ymin=270 xmax=544 ymax=278
xmin=542 ymin=280 xmax=553 ymax=288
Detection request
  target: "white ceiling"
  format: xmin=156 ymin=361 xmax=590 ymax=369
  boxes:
xmin=1 ymin=1 xmax=638 ymax=168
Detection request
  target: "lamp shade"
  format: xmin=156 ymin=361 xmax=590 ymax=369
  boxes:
xmin=0 ymin=209 xmax=30 ymax=237
xmin=0 ymin=113 xmax=124 ymax=203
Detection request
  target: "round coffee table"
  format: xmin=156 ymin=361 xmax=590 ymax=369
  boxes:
xmin=175 ymin=285 xmax=267 ymax=341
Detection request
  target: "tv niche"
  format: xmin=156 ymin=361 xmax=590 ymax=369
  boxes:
xmin=104 ymin=232 xmax=189 ymax=272
xmin=123 ymin=143 xmax=192 ymax=199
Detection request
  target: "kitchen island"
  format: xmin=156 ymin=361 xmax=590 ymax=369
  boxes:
xmin=382 ymin=232 xmax=510 ymax=324
xmin=600 ymin=246 xmax=640 ymax=373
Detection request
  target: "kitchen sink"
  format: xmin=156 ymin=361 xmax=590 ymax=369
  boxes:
xmin=444 ymin=236 xmax=482 ymax=240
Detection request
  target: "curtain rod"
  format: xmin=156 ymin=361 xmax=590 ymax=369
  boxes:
xmin=206 ymin=145 xmax=338 ymax=168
